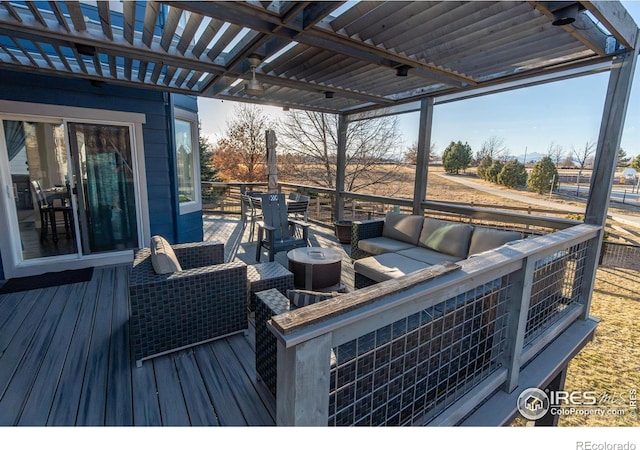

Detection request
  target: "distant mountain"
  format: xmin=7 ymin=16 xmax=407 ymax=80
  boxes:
xmin=513 ymin=152 xmax=546 ymax=163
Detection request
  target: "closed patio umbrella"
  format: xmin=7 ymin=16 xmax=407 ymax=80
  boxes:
xmin=266 ymin=129 xmax=277 ymax=193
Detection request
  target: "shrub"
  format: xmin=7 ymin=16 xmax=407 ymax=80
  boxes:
xmin=477 ymin=156 xmax=493 ymax=180
xmin=497 ymin=160 xmax=528 ymax=188
xmin=527 ymin=156 xmax=559 ymax=194
xmin=487 ymin=160 xmax=504 ymax=183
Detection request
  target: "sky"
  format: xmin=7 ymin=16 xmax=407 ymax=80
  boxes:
xmin=197 ymin=1 xmax=640 ymax=160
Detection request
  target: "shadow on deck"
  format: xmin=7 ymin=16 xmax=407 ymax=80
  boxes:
xmin=0 ymin=215 xmax=351 ymax=426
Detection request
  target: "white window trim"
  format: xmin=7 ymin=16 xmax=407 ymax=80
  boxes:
xmin=174 ymin=107 xmax=202 ymax=215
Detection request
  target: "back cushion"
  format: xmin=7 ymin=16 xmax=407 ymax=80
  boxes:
xmin=418 ymin=218 xmax=473 ymax=258
xmin=382 ymin=212 xmax=424 ymax=245
xmin=468 ymin=227 xmax=522 ymax=256
xmin=150 ymin=235 xmax=182 ymax=274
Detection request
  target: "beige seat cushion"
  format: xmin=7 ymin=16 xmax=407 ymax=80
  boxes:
xmin=397 ymin=247 xmax=461 ymax=265
xmin=150 ymin=235 xmax=182 ymax=274
xmin=418 ymin=218 xmax=473 ymax=258
xmin=468 ymin=227 xmax=522 ymax=256
xmin=358 ymin=236 xmax=416 ymax=255
xmin=382 ymin=212 xmax=425 ymax=245
xmin=354 ymin=253 xmax=430 ymax=283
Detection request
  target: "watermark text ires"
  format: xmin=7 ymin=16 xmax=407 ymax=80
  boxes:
xmin=517 ymin=387 xmax=638 ymax=421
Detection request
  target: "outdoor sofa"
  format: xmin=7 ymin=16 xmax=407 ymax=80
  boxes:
xmin=351 ymin=212 xmax=523 ymax=289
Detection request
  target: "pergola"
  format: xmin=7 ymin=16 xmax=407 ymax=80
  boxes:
xmin=1 ymin=0 xmax=637 ymax=320
xmin=1 ymin=0 xmax=637 ymax=212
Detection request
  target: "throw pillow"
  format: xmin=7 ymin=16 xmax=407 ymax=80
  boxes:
xmin=382 ymin=212 xmax=424 ymax=245
xmin=286 ymin=289 xmax=339 ymax=308
xmin=150 ymin=235 xmax=182 ymax=274
xmin=468 ymin=227 xmax=522 ymax=256
xmin=418 ymin=218 xmax=473 ymax=258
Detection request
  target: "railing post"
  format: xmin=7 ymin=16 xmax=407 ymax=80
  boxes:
xmin=501 ymin=255 xmax=535 ymax=393
xmin=334 ymin=114 xmax=348 ymax=222
xmin=276 ymin=333 xmax=332 ymax=426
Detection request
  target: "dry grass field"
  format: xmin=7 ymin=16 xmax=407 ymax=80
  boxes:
xmin=335 ymin=164 xmax=640 ymax=426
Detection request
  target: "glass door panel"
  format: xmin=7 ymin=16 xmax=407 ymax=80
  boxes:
xmin=2 ymin=119 xmax=77 ymax=260
xmin=68 ymin=123 xmax=138 ymax=254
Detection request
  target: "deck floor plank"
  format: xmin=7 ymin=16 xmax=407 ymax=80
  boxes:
xmin=173 ymin=350 xmax=220 ymax=426
xmin=193 ymin=343 xmax=248 ymax=426
xmin=0 ymin=289 xmax=51 ymax=412
xmin=46 ymin=271 xmax=102 ymax=425
xmin=0 ymin=290 xmax=43 ymax=365
xmin=0 ymin=285 xmax=72 ymax=425
xmin=105 ymin=265 xmax=133 ymax=426
xmin=227 ymin=333 xmax=275 ymax=421
xmin=17 ymin=282 xmax=87 ymax=425
xmin=0 ymin=217 xmax=346 ymax=427
xmin=210 ymin=339 xmax=274 ymax=426
xmin=76 ymin=267 xmax=116 ymax=426
xmin=0 ymin=291 xmax=28 ymax=329
xmin=153 ymin=356 xmax=191 ymax=426
xmin=131 ymin=358 xmax=162 ymax=426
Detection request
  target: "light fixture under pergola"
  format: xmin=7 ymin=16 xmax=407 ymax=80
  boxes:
xmin=244 ymin=55 xmax=265 ymax=96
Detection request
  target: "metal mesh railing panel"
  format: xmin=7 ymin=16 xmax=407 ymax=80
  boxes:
xmin=524 ymin=241 xmax=589 ymax=345
xmin=600 ymin=241 xmax=640 ymax=271
xmin=327 ymin=277 xmax=510 ymax=426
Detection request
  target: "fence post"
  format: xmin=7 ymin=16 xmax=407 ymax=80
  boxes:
xmin=276 ymin=334 xmax=332 ymax=426
xmin=501 ymin=256 xmax=535 ymax=393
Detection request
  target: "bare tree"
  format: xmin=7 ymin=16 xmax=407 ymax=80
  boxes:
xmin=547 ymin=141 xmax=564 ymax=166
xmin=572 ymin=141 xmax=595 ymax=195
xmin=276 ymin=110 xmax=404 ymax=192
xmin=404 ymin=141 xmax=437 ymax=165
xmin=212 ymin=104 xmax=271 ymax=182
xmin=476 ymin=135 xmax=506 ymax=162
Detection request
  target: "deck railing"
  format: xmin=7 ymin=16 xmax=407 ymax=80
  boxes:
xmin=266 ymin=224 xmax=600 ymax=426
xmin=202 ymin=181 xmax=579 ymax=236
xmin=203 ymin=181 xmax=640 ymax=271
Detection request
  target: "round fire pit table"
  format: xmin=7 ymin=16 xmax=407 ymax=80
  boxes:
xmin=287 ymin=247 xmax=343 ymax=291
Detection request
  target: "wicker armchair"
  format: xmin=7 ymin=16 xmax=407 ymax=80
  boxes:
xmin=129 ymin=240 xmax=248 ymax=366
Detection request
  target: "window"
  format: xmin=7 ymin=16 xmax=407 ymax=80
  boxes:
xmin=174 ymin=109 xmax=201 ymax=214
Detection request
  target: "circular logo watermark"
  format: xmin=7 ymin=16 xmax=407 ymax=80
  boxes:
xmin=517 ymin=387 xmax=550 ymax=420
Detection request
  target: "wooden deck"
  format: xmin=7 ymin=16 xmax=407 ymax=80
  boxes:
xmin=0 ymin=215 xmax=350 ymax=426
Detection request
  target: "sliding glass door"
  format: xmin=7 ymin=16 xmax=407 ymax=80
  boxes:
xmin=1 ymin=117 xmax=140 ymax=274
xmin=2 ymin=119 xmax=77 ymax=260
xmin=68 ymin=123 xmax=138 ymax=254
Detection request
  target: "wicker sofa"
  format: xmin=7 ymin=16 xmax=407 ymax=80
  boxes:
xmin=129 ymin=239 xmax=248 ymax=366
xmin=351 ymin=212 xmax=523 ymax=289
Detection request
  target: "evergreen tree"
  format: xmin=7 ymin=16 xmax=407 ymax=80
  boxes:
xmin=497 ymin=160 xmax=528 ymax=188
xmin=199 ymin=128 xmax=220 ymax=182
xmin=442 ymin=140 xmax=472 ymax=175
xmin=527 ymin=156 xmax=558 ymax=194
xmin=476 ymin=156 xmax=493 ymax=180
xmin=487 ymin=160 xmax=504 ymax=183
xmin=617 ymin=148 xmax=631 ymax=167
xmin=631 ymin=154 xmax=640 ymax=171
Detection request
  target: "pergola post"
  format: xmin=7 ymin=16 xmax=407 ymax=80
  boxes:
xmin=334 ymin=114 xmax=348 ymax=222
xmin=581 ymin=36 xmax=639 ymax=318
xmin=412 ymin=98 xmax=434 ymax=215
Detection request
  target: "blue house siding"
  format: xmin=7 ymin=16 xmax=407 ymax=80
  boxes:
xmin=0 ymin=70 xmax=203 ymax=279
xmin=178 ymin=212 xmax=205 ymax=243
